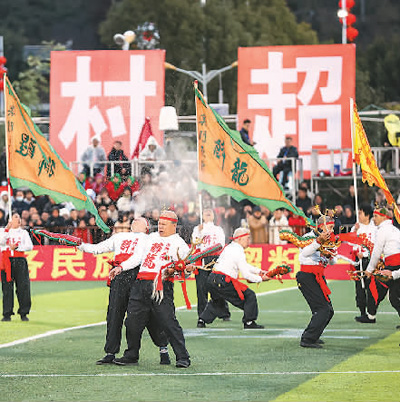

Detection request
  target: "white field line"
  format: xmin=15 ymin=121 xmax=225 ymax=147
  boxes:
xmin=1 ymin=370 xmax=400 ymax=378
xmin=0 ymin=286 xmax=298 ymax=350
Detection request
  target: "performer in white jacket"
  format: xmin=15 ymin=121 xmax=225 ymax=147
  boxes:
xmin=113 ymin=210 xmax=193 ymax=368
xmin=199 ymin=227 xmax=270 ymax=329
xmin=0 ymin=212 xmax=33 ymax=322
xmin=79 ymin=217 xmax=169 ymax=365
xmin=191 ymin=208 xmax=230 ymax=327
xmin=365 ymin=206 xmax=400 ymax=328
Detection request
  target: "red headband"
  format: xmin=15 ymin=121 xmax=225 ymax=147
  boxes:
xmin=317 ymin=220 xmax=334 ymax=229
xmin=230 ymin=233 xmax=250 ymax=240
xmin=159 ymin=216 xmax=178 ymax=223
xmin=373 ymin=210 xmax=391 ymax=218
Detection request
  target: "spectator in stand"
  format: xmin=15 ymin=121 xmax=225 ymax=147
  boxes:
xmin=40 ymin=211 xmax=49 ymax=226
xmin=0 ymin=191 xmax=10 ymax=219
xmin=116 ymin=187 xmax=132 ymax=213
xmin=80 ymin=137 xmax=106 ymax=177
xmin=47 ymin=207 xmax=66 ymax=232
xmin=0 ymin=148 xmax=6 ymax=186
xmin=343 ymin=185 xmax=356 ymax=210
xmin=341 ymin=205 xmax=356 ymax=232
xmin=139 ymin=136 xmax=166 ymax=162
xmin=247 ymin=206 xmax=268 ymax=244
xmin=12 ymin=190 xmax=30 ymax=216
xmin=96 ymin=188 xmax=112 ymax=209
xmin=32 ymin=195 xmax=48 ymax=215
xmin=73 ymin=219 xmax=93 ymax=243
xmin=23 ymin=190 xmax=35 ymax=207
xmin=272 ymin=136 xmax=299 ymax=189
xmin=20 ymin=210 xmax=30 ymax=227
xmin=92 ymin=208 xmax=113 ymax=243
xmin=313 ymin=194 xmax=325 ymax=213
xmin=269 ymin=209 xmax=289 ymax=245
xmin=105 ymin=173 xmax=125 ymax=202
xmin=92 ymin=173 xmax=106 ymax=195
xmin=42 ymin=197 xmax=62 ymax=214
xmin=0 ymin=209 xmax=6 ymax=227
xmin=330 ymin=207 xmax=343 ymax=235
xmin=113 ymin=211 xmax=131 ymax=234
xmin=288 ymin=212 xmax=307 ymax=236
xmin=223 ymin=206 xmax=242 ymax=241
xmin=77 ymin=209 xmax=89 ymax=224
xmin=106 ymin=140 xmax=131 ymax=179
xmin=108 ymin=203 xmax=119 ymax=223
xmin=295 ymin=188 xmax=312 ymax=215
xmin=65 ymin=209 xmax=79 ymax=234
xmin=124 ymin=176 xmax=140 ymax=194
xmin=239 ymin=119 xmax=255 ymax=146
xmin=149 ymin=208 xmax=160 ymax=228
xmin=380 ymin=140 xmax=393 ymax=174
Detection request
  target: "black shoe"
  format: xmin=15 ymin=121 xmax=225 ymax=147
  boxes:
xmin=113 ymin=356 xmax=138 ymax=366
xmin=197 ymin=319 xmax=206 ymax=328
xmin=160 ymin=352 xmax=171 ymax=365
xmin=176 ymin=359 xmax=191 ymax=368
xmin=222 ymin=317 xmax=231 ymax=321
xmin=315 ymin=339 xmax=325 ymax=345
xmin=244 ymin=321 xmax=264 ymax=329
xmin=20 ymin=315 xmax=29 ymax=322
xmin=300 ymin=341 xmax=323 ymax=349
xmin=96 ymin=354 xmax=115 ymax=365
xmin=1 ymin=316 xmax=11 ymax=322
xmin=355 ymin=315 xmax=376 ymax=324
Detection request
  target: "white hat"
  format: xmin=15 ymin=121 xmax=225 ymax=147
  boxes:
xmin=146 ymin=136 xmax=158 ymax=147
xmin=59 ymin=208 xmax=70 ymax=218
xmin=86 ymin=189 xmax=96 ymax=201
xmin=1 ymin=191 xmax=8 ymax=198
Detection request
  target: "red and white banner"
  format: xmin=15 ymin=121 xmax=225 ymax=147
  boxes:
xmin=237 ymin=44 xmax=356 ymax=178
xmin=50 ymin=50 xmax=165 ymax=165
xmin=26 ymin=245 xmax=353 ymax=281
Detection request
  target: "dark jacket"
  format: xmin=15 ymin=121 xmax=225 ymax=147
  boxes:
xmin=107 ymin=148 xmax=131 ymax=177
xmin=240 ymin=128 xmax=253 ymax=146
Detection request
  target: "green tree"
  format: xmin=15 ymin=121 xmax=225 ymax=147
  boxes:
xmin=99 ymin=0 xmax=318 ymax=115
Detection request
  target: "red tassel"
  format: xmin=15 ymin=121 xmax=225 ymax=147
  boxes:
xmin=369 ymin=276 xmax=378 ymax=304
xmin=180 ymin=276 xmax=191 ymax=310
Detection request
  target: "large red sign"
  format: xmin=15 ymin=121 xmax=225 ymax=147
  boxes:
xmin=50 ymin=50 xmax=165 ymax=166
xmin=237 ymin=44 xmax=356 ymax=177
xmin=26 ymin=245 xmax=353 ymax=281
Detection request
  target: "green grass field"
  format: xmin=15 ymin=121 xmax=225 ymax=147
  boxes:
xmin=0 ymin=279 xmax=399 ymax=402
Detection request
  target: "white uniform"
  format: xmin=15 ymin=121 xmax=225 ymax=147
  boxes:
xmin=299 ymin=232 xmax=336 ymax=267
xmin=213 ymin=242 xmax=262 ymax=283
xmin=79 ymin=232 xmax=148 ymax=271
xmin=366 ymin=219 xmax=400 ymax=280
xmin=0 ymin=228 xmax=33 ymax=252
xmin=191 ymin=222 xmax=225 ymax=252
xmin=138 ymin=232 xmax=189 ymax=279
xmin=351 ymin=221 xmax=377 ymax=258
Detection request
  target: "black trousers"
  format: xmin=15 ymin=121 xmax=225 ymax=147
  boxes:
xmin=200 ymin=272 xmax=258 ymax=324
xmin=273 ymin=162 xmax=291 ymax=186
xmin=1 ymin=257 xmax=31 ymax=318
xmin=105 ymin=268 xmax=168 ymax=355
xmin=123 ymin=280 xmax=189 ymax=362
xmin=355 ymin=258 xmax=388 ymax=316
xmin=385 ymin=264 xmax=400 ymax=317
xmin=195 ymin=256 xmax=230 ymax=318
xmin=296 ymin=271 xmax=334 ymax=343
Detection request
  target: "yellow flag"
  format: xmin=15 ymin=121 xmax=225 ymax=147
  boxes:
xmin=4 ymin=76 xmax=110 ymax=232
xmin=195 ymin=86 xmax=310 ymax=221
xmin=353 ymin=101 xmax=400 ymax=222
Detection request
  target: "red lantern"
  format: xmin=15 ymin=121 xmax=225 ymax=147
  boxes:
xmin=346 ymin=13 xmax=357 ymax=25
xmin=347 ymin=26 xmax=359 ymax=42
xmin=339 ymin=0 xmax=355 ymax=9
xmin=0 ymin=56 xmax=7 ymax=92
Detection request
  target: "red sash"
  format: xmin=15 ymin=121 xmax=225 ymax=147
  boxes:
xmin=213 ymin=270 xmax=248 ymax=300
xmin=384 ymin=253 xmax=400 ymax=267
xmin=0 ymin=250 xmax=25 ymax=282
xmin=300 ymin=264 xmax=331 ymax=302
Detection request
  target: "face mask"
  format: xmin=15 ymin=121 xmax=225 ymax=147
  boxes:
xmin=16 ymin=196 xmax=24 ymax=202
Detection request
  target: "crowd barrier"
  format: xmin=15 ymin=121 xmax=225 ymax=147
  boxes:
xmin=25 ymin=243 xmax=354 ymax=281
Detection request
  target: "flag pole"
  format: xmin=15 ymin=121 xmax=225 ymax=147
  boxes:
xmin=194 ymin=80 xmax=203 ymax=225
xmin=350 ymin=97 xmax=359 ymax=221
xmin=350 ymin=97 xmax=364 ymax=288
xmin=3 ymin=74 xmax=12 ymax=219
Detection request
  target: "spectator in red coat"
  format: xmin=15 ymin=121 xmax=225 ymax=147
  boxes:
xmin=92 ymin=173 xmax=106 ymax=195
xmin=288 ymin=213 xmax=307 ymax=236
xmin=73 ymin=219 xmax=93 ymax=243
xmin=123 ymin=175 xmax=140 ymax=194
xmin=105 ymin=173 xmax=124 ymax=202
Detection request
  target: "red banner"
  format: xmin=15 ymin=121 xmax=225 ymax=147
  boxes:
xmin=50 ymin=50 xmax=165 ymax=167
xmin=26 ymin=245 xmax=353 ymax=281
xmin=237 ymin=44 xmax=356 ymax=178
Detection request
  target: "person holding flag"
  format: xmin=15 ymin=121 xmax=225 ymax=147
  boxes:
xmin=191 ymin=208 xmax=230 ymax=327
xmin=198 ymin=227 xmax=270 ymax=330
xmin=365 ymin=206 xmax=400 ymax=328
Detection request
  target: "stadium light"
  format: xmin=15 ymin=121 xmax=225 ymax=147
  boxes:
xmin=113 ymin=30 xmax=136 ymax=50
